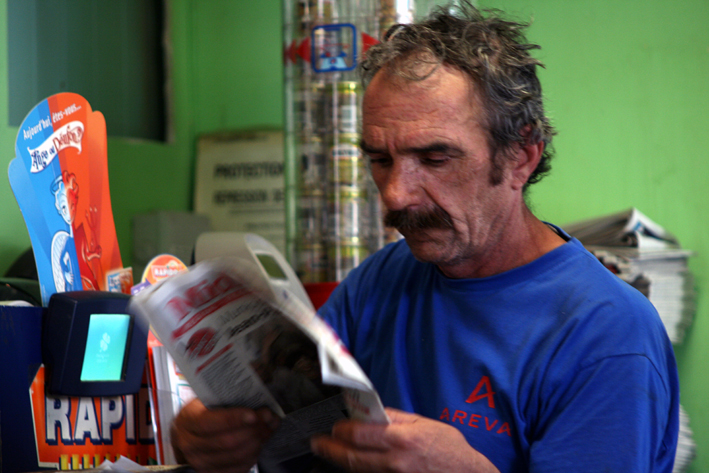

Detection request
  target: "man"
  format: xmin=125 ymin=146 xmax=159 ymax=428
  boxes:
xmin=171 ymin=3 xmax=679 ymax=472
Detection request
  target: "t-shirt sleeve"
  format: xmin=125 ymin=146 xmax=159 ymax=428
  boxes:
xmin=528 ymin=354 xmax=678 ymax=473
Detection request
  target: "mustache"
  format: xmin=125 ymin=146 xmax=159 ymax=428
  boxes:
xmin=384 ymin=206 xmax=454 ymax=232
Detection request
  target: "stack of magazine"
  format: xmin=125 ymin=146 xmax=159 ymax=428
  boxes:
xmin=674 ymin=405 xmax=697 ymax=472
xmin=563 ymin=207 xmax=696 ymax=471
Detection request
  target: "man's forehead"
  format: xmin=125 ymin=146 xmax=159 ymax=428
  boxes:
xmin=364 ymin=65 xmax=482 ymax=112
xmin=362 ymin=65 xmax=485 ymax=135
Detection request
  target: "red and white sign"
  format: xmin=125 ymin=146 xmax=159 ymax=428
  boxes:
xmin=29 ymin=366 xmax=156 ymax=470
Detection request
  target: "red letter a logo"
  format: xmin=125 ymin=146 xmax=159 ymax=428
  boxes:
xmin=465 ymin=375 xmax=496 ymax=408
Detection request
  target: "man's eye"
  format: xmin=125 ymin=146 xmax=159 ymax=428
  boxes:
xmin=423 ymin=155 xmax=449 ymax=166
xmin=368 ymin=156 xmax=391 ymax=166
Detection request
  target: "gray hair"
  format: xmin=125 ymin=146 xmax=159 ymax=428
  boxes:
xmin=360 ymin=1 xmax=556 ymax=188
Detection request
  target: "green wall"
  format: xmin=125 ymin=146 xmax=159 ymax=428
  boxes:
xmin=482 ymin=1 xmax=709 ymax=471
xmin=0 ymin=0 xmax=707 ymax=470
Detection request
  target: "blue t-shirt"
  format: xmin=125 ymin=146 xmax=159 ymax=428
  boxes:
xmin=319 ymin=235 xmax=679 ymax=472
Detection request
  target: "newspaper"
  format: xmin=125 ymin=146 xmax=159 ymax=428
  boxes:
xmin=129 ymin=257 xmax=388 ymax=466
xmin=562 ymin=207 xmax=679 ymax=249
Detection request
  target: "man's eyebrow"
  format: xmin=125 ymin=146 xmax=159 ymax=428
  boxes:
xmin=360 ymin=140 xmax=464 ymax=156
xmin=359 ymin=139 xmax=382 ymax=155
xmin=407 ymin=142 xmax=464 ymax=156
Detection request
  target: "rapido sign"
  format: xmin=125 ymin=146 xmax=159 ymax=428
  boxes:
xmin=29 ymin=367 xmax=156 ymax=470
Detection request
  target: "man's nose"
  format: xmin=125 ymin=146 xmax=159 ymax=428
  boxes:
xmin=378 ymin=161 xmax=417 ymax=211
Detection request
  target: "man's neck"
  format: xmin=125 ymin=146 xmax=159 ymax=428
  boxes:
xmin=437 ymin=208 xmax=567 ymax=279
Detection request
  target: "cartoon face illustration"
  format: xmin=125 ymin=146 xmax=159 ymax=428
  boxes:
xmin=51 ymin=230 xmax=75 ymax=292
xmin=51 ymin=171 xmax=79 ymax=225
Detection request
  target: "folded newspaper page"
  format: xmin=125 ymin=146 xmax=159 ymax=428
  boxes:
xmin=129 ymin=257 xmax=388 ymax=465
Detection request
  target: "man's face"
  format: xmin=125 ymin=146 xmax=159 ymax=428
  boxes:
xmin=362 ymin=65 xmax=522 ymax=277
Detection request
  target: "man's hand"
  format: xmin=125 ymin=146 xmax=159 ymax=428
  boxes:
xmin=171 ymin=398 xmax=280 ymax=473
xmin=310 ymin=408 xmax=500 ymax=473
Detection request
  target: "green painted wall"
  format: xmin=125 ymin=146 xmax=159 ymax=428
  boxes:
xmin=190 ymin=1 xmax=284 ymax=135
xmin=481 ymin=1 xmax=709 ymax=471
xmin=0 ymin=0 xmax=706 ymax=469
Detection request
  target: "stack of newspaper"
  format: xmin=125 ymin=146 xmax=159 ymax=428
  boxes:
xmin=563 ymin=208 xmax=697 ymax=472
xmin=673 ymin=405 xmax=697 ymax=473
xmin=563 ymin=208 xmax=696 ymax=345
xmin=130 ymin=258 xmax=388 ymax=470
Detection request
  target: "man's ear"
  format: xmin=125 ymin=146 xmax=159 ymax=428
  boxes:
xmin=510 ymin=126 xmax=544 ymax=191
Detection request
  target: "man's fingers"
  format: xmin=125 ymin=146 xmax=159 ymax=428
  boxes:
xmin=171 ymin=400 xmax=281 ymax=473
xmin=329 ymin=412 xmax=422 ymax=451
xmin=312 ymin=410 xmax=500 ymax=473
xmin=310 ymin=436 xmax=361 ymax=472
xmin=176 ymin=400 xmax=279 ymax=437
xmin=329 ymin=419 xmax=391 ymax=451
xmin=172 ymin=416 xmax=274 ymax=473
xmin=310 ymin=436 xmax=404 ymax=473
xmin=384 ymin=407 xmax=419 ymax=424
xmin=176 ymin=422 xmax=262 ymax=452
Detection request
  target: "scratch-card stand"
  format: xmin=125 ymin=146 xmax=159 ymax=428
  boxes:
xmin=9 ymin=92 xmax=129 ymax=304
